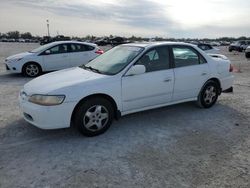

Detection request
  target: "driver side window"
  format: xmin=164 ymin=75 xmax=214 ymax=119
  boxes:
xmin=136 ymin=46 xmax=170 ymax=73
xmin=45 ymin=44 xmax=68 ymax=55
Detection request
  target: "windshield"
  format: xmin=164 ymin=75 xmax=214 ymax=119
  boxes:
xmin=29 ymin=43 xmax=56 ymax=53
xmin=83 ymin=46 xmax=143 ymax=75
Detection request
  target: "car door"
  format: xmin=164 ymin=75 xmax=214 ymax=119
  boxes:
xmin=41 ymin=44 xmax=70 ymax=71
xmin=171 ymin=45 xmax=210 ymax=101
xmin=68 ymin=43 xmax=94 ymax=67
xmin=121 ymin=46 xmax=174 ymax=112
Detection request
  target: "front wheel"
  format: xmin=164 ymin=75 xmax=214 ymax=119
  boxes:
xmin=197 ymin=81 xmax=219 ymax=108
xmin=73 ymin=98 xmax=114 ymax=137
xmin=22 ymin=63 xmax=42 ymax=77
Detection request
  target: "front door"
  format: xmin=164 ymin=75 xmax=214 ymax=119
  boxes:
xmin=122 ymin=46 xmax=174 ymax=112
xmin=42 ymin=44 xmax=70 ymax=71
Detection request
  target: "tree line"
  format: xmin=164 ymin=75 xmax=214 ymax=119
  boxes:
xmin=0 ymin=30 xmax=250 ymax=42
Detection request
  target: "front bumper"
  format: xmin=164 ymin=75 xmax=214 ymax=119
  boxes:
xmin=19 ymin=94 xmax=77 ymax=129
xmin=4 ymin=62 xmax=22 ymax=73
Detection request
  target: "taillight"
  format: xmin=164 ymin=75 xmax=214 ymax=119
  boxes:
xmin=95 ymin=49 xmax=104 ymax=55
xmin=229 ymin=64 xmax=233 ymax=72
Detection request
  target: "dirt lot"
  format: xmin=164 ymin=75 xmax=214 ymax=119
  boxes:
xmin=0 ymin=42 xmax=249 ymax=188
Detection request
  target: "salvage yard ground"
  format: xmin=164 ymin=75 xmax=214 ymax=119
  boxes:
xmin=0 ymin=42 xmax=249 ymax=188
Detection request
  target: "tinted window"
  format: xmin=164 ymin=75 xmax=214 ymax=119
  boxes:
xmin=136 ymin=46 xmax=170 ymax=72
xmin=47 ymin=44 xmax=68 ymax=54
xmin=70 ymin=43 xmax=94 ymax=52
xmin=173 ymin=46 xmax=206 ymax=68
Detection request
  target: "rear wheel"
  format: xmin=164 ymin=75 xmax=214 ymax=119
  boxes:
xmin=246 ymin=52 xmax=250 ymax=58
xmin=22 ymin=63 xmax=42 ymax=77
xmin=73 ymin=98 xmax=114 ymax=137
xmin=197 ymin=80 xmax=219 ymax=108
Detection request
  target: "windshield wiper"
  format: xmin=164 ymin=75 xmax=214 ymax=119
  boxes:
xmin=81 ymin=65 xmax=102 ymax=74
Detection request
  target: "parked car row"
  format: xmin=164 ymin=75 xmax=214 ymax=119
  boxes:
xmin=0 ymin=38 xmax=39 ymax=43
xmin=40 ymin=35 xmax=71 ymax=45
xmin=8 ymin=41 xmax=234 ymax=136
xmin=94 ymin=36 xmax=130 ymax=46
xmin=229 ymin=40 xmax=250 ymax=52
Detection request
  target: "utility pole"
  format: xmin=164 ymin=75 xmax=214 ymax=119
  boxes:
xmin=46 ymin=19 xmax=50 ymax=37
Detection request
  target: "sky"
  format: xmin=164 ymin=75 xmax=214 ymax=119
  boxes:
xmin=0 ymin=0 xmax=249 ymax=38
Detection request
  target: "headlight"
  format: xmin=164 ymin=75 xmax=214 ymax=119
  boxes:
xmin=28 ymin=95 xmax=65 ymax=106
xmin=6 ymin=58 xmax=23 ymax=62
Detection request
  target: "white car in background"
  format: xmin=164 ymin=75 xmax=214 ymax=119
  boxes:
xmin=19 ymin=42 xmax=234 ymax=136
xmin=4 ymin=41 xmax=103 ymax=77
xmin=197 ymin=43 xmax=220 ymax=54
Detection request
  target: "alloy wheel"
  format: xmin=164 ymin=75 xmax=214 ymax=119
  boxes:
xmin=83 ymin=105 xmax=109 ymax=132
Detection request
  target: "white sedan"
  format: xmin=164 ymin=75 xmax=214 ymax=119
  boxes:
xmin=19 ymin=42 xmax=234 ymax=136
xmin=4 ymin=41 xmax=103 ymax=77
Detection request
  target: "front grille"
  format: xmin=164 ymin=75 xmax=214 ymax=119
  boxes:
xmin=5 ymin=64 xmax=10 ymax=70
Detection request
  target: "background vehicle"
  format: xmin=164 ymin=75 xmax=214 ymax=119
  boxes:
xmin=5 ymin=41 xmax=103 ymax=77
xmin=197 ymin=43 xmax=220 ymax=54
xmin=229 ymin=40 xmax=250 ymax=52
xmin=40 ymin=35 xmax=71 ymax=45
xmin=245 ymin=46 xmax=250 ymax=58
xmin=94 ymin=37 xmax=111 ymax=46
xmin=19 ymin=42 xmax=234 ymax=136
xmin=240 ymin=40 xmax=250 ymax=51
xmin=110 ymin=37 xmax=130 ymax=46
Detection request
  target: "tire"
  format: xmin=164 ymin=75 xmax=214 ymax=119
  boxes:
xmin=22 ymin=62 xmax=42 ymax=77
xmin=197 ymin=80 xmax=220 ymax=108
xmin=73 ymin=97 xmax=114 ymax=137
xmin=246 ymin=52 xmax=250 ymax=58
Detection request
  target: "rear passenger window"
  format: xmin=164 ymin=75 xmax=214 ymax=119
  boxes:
xmin=70 ymin=44 xmax=94 ymax=52
xmin=136 ymin=46 xmax=170 ymax=72
xmin=173 ymin=46 xmax=206 ymax=68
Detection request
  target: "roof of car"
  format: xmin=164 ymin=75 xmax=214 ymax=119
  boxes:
xmin=49 ymin=40 xmax=97 ymax=46
xmin=122 ymin=42 xmax=196 ymax=48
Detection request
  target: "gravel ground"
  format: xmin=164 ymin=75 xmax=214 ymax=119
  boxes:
xmin=0 ymin=42 xmax=249 ymax=188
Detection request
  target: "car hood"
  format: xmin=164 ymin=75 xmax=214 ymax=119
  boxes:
xmin=6 ymin=52 xmax=34 ymax=60
xmin=24 ymin=67 xmax=107 ymax=95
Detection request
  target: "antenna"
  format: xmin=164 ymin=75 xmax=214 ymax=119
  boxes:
xmin=46 ymin=19 xmax=50 ymax=37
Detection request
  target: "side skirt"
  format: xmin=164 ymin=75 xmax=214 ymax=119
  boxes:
xmin=121 ymin=97 xmax=197 ymax=116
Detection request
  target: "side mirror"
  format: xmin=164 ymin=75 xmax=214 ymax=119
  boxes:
xmin=126 ymin=65 xmax=146 ymax=76
xmin=45 ymin=50 xmax=51 ymax=54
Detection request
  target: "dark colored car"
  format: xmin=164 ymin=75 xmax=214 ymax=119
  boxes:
xmin=110 ymin=37 xmax=130 ymax=46
xmin=229 ymin=40 xmax=250 ymax=52
xmin=40 ymin=35 xmax=71 ymax=45
xmin=95 ymin=38 xmax=111 ymax=46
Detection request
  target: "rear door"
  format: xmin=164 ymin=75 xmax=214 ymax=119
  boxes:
xmin=41 ymin=44 xmax=70 ymax=71
xmin=68 ymin=43 xmax=97 ymax=67
xmin=121 ymin=46 xmax=174 ymax=112
xmin=171 ymin=45 xmax=210 ymax=101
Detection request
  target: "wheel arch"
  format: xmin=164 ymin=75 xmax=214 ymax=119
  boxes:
xmin=22 ymin=61 xmax=43 ymax=73
xmin=71 ymin=93 xmax=120 ymax=126
xmin=202 ymin=77 xmax=222 ymax=95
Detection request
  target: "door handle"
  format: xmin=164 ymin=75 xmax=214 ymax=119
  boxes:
xmin=201 ymin=72 xmax=207 ymax=76
xmin=163 ymin=78 xmax=172 ymax=82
